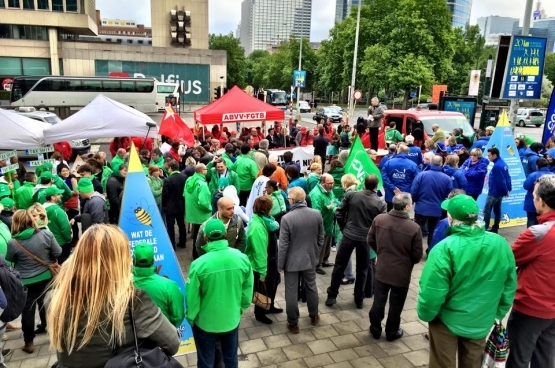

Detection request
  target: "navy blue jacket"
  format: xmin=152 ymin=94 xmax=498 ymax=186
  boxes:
xmin=488 ymin=157 xmax=512 ymax=197
xmin=523 ymin=167 xmax=552 ymax=212
xmin=470 ymin=136 xmax=490 ymax=152
xmin=460 ymin=157 xmax=489 ymax=197
xmin=381 ymin=153 xmax=419 ymax=202
xmin=429 ymin=217 xmax=449 ymax=253
xmin=407 ymin=144 xmax=423 ymax=168
xmin=521 ymin=148 xmax=541 ymax=177
xmin=379 ymin=152 xmax=395 ymax=170
xmin=446 ymin=143 xmax=465 ymax=154
xmin=410 ymin=166 xmax=453 ymax=217
xmin=443 ymin=165 xmax=468 ymax=190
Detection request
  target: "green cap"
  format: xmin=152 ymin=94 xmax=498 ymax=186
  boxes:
xmin=217 ymin=177 xmax=230 ymax=190
xmin=0 ymin=197 xmax=15 ymax=209
xmin=133 ymin=243 xmax=154 ymax=267
xmin=0 ymin=185 xmax=10 ymax=198
xmin=40 ymin=171 xmax=54 ymax=180
xmin=203 ymin=219 xmax=226 ymax=241
xmin=441 ymin=194 xmax=479 ymax=223
xmin=44 ymin=186 xmax=64 ymax=197
xmin=77 ymin=178 xmax=94 ymax=194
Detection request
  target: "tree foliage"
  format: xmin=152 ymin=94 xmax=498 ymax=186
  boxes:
xmin=209 ymin=33 xmax=247 ymax=88
xmin=545 ymin=53 xmax=555 ymax=86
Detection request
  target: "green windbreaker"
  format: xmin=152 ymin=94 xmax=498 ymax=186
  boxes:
xmin=184 ymin=173 xmax=212 ymax=225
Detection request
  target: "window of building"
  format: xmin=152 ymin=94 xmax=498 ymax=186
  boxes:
xmin=52 ymin=0 xmax=63 ymax=11
xmin=0 ymin=57 xmax=22 ymax=75
xmin=22 ymin=58 xmax=50 ymax=75
xmin=37 ymin=0 xmax=48 ymax=9
xmin=7 ymin=0 xmax=20 ymax=7
xmin=138 ymin=40 xmax=143 ymax=44
xmin=66 ymin=0 xmax=77 ymax=11
xmin=22 ymin=0 xmax=33 ymax=9
xmin=127 ymin=39 xmax=132 ymax=43
xmin=0 ymin=0 xmax=4 ymax=7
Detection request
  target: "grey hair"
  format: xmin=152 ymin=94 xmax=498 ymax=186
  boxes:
xmin=259 ymin=139 xmax=269 ymax=150
xmin=423 ymin=152 xmax=435 ymax=163
xmin=338 ymin=150 xmax=349 ymax=165
xmin=535 ymin=175 xmax=555 ymax=208
xmin=431 ymin=155 xmax=443 ymax=166
xmin=392 ymin=192 xmax=412 ymax=211
xmin=268 ymin=154 xmax=279 ymax=164
xmin=398 ymin=144 xmax=409 ymax=154
xmin=405 ymin=135 xmax=415 ymax=144
xmin=288 ymin=187 xmax=306 ymax=203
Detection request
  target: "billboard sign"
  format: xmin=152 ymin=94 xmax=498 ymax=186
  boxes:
xmin=293 ymin=70 xmax=306 ymax=88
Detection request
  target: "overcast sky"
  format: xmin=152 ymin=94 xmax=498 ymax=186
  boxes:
xmin=96 ymin=0 xmax=555 ymax=42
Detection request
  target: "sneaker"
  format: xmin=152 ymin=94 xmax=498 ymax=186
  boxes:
xmin=310 ymin=315 xmax=320 ymax=326
xmin=34 ymin=325 xmax=46 ymax=334
xmin=2 ymin=348 xmax=11 ymax=357
xmin=331 ymin=246 xmax=337 ymax=252
xmin=287 ymin=324 xmax=300 ymax=334
xmin=316 ymin=268 xmax=326 ymax=275
xmin=325 ymin=297 xmax=336 ymax=307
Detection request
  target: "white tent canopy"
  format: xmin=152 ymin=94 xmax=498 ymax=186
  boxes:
xmin=0 ymin=108 xmax=51 ymax=149
xmin=43 ymin=94 xmax=158 ymax=145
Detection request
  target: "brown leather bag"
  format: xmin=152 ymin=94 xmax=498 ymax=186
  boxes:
xmin=252 ymin=280 xmax=271 ymax=310
xmin=12 ymin=240 xmax=61 ymax=277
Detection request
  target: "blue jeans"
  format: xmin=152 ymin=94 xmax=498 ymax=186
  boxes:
xmin=193 ymin=325 xmax=239 ymax=368
xmin=526 ymin=211 xmax=538 ymax=228
xmin=483 ymin=196 xmax=503 ymax=231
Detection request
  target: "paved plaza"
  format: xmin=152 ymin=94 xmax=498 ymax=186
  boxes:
xmin=5 ymin=225 xmax=525 ymax=368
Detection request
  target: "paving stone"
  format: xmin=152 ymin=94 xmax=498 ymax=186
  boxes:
xmin=282 ymin=343 xmax=315 ymax=360
xmin=401 ymin=335 xmax=430 ymax=351
xmin=239 ymin=328 xmax=250 ymax=342
xmin=323 ymin=361 xmax=354 ymax=368
xmin=239 ymin=353 xmax=262 ymax=368
xmin=241 ymin=317 xmax=257 ymax=329
xmin=378 ymin=354 xmax=415 ymax=368
xmin=246 ymin=325 xmax=274 ymax=339
xmin=303 ymin=353 xmax=334 ymax=368
xmin=403 ymin=349 xmax=429 ymax=366
xmin=174 ymin=355 xmax=188 ymax=366
xmin=257 ymin=348 xmax=289 ymax=366
xmin=349 ymin=356 xmax=385 ymax=368
xmin=333 ymin=310 xmax=362 ymax=322
xmin=263 ymin=334 xmax=292 ymax=349
xmin=377 ymin=340 xmax=412 ymax=356
xmin=400 ymin=322 xmax=429 ymax=336
xmin=329 ymin=348 xmax=359 ymax=363
xmin=270 ymin=321 xmax=291 ymax=335
xmin=330 ymin=334 xmax=363 ymax=349
xmin=352 ymin=330 xmax=378 ymax=346
xmin=311 ymin=325 xmax=339 ymax=339
xmin=10 ymin=347 xmax=39 ymax=361
xmin=401 ymin=309 xmax=420 ymax=323
xmin=277 ymin=359 xmax=309 ymax=368
xmin=352 ymin=343 xmax=389 ymax=359
xmin=240 ymin=338 xmax=268 ymax=354
xmin=16 ymin=356 xmax=50 ymax=368
xmin=333 ymin=321 xmax=363 ymax=335
xmin=187 ymin=352 xmax=198 ymax=366
xmin=318 ymin=313 xmax=341 ymax=326
xmin=307 ymin=338 xmax=338 ymax=355
xmin=352 ymin=317 xmax=370 ymax=330
xmin=289 ymin=330 xmax=317 ymax=344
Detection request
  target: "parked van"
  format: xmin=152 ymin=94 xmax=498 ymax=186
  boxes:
xmin=513 ymin=108 xmax=544 ymax=127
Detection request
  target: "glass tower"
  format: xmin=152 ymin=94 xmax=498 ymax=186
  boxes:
xmin=447 ymin=0 xmax=472 ymax=29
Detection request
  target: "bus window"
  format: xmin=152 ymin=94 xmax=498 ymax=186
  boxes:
xmin=102 ymin=80 xmax=121 ymax=92
xmin=121 ymin=81 xmax=135 ymax=92
xmin=157 ymin=85 xmax=176 ymax=94
xmin=82 ymin=80 xmax=102 ymax=92
xmin=136 ymin=81 xmax=154 ymax=93
xmin=33 ymin=79 xmax=51 ymax=92
xmin=67 ymin=79 xmax=82 ymax=91
xmin=49 ymin=79 xmax=67 ymax=91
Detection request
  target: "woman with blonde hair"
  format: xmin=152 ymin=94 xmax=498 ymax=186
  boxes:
xmin=46 ymin=224 xmax=180 ymax=367
xmin=6 ymin=210 xmax=61 ymax=353
xmin=28 ymin=203 xmax=49 ymax=229
xmin=443 ymin=154 xmax=467 ymax=190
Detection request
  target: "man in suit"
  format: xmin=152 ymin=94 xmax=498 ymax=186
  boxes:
xmin=162 ymin=160 xmax=187 ymax=249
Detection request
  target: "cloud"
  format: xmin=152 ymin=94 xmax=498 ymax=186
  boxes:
xmin=471 ymin=0 xmax=555 ymax=25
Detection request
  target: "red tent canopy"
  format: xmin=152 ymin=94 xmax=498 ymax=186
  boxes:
xmin=194 ymin=86 xmax=285 ymax=125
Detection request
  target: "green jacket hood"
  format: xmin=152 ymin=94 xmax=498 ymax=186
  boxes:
xmin=13 ymin=227 xmax=36 ymax=240
xmin=202 ymin=239 xmax=229 ymax=252
xmin=132 ymin=265 xmax=156 ymax=277
xmin=186 ymin=173 xmax=206 ymax=194
xmin=259 ymin=214 xmax=279 ymax=232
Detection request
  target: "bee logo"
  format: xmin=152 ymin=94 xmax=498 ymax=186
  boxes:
xmin=506 ymin=144 xmax=515 ymax=156
xmin=124 ymin=198 xmax=154 ymax=227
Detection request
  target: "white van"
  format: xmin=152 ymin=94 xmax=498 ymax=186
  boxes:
xmin=298 ymin=101 xmax=311 ymax=113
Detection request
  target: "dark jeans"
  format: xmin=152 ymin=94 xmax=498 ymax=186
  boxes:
xmin=165 ymin=212 xmax=186 ymax=249
xmin=414 ymin=214 xmax=440 ymax=247
xmin=22 ymin=279 xmax=50 ymax=343
xmin=483 ymin=195 xmax=503 ymax=231
xmin=193 ymin=325 xmax=239 ymax=368
xmin=369 ymin=127 xmax=379 ymax=151
xmin=364 ymin=258 xmax=376 ymax=298
xmin=386 ymin=201 xmax=393 ymax=212
xmin=58 ymin=243 xmax=72 ymax=264
xmin=526 ymin=211 xmax=539 ymax=228
xmin=369 ymin=280 xmax=409 ymax=335
xmin=239 ymin=190 xmax=250 ymax=207
xmin=66 ymin=208 xmax=79 ymax=244
xmin=327 ymin=236 xmax=370 ymax=302
xmin=108 ymin=208 xmax=120 ymax=225
xmin=506 ymin=309 xmax=555 ymax=368
xmin=191 ymin=223 xmax=201 ymax=260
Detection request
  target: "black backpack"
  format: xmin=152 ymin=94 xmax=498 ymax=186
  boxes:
xmin=0 ymin=256 xmax=27 ymax=322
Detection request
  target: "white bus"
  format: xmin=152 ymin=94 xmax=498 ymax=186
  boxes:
xmin=155 ymin=82 xmax=180 ymax=112
xmin=9 ymin=76 xmax=159 ymax=113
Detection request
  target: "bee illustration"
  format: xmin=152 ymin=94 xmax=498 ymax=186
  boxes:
xmin=123 ymin=198 xmax=154 ymax=227
xmin=506 ymin=144 xmax=515 ymax=156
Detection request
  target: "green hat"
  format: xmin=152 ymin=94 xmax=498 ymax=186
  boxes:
xmin=77 ymin=178 xmax=94 ymax=194
xmin=0 ymin=197 xmax=14 ymax=209
xmin=133 ymin=243 xmax=154 ymax=267
xmin=40 ymin=171 xmax=54 ymax=180
xmin=218 ymin=177 xmax=230 ymax=190
xmin=441 ymin=194 xmax=479 ymax=223
xmin=203 ymin=219 xmax=226 ymax=241
xmin=0 ymin=185 xmax=10 ymax=198
xmin=44 ymin=186 xmax=64 ymax=197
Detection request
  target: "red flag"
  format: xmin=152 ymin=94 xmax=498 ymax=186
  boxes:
xmin=159 ymin=105 xmax=195 ymax=147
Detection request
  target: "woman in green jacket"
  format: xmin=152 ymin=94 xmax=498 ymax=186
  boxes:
xmin=146 ymin=165 xmax=164 ymax=213
xmin=245 ymin=196 xmax=280 ymax=324
xmin=265 ymin=180 xmax=286 ymax=225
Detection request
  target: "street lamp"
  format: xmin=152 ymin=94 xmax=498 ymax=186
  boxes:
xmin=296 ymin=20 xmax=304 ymax=119
xmin=348 ymin=0 xmax=363 ymax=125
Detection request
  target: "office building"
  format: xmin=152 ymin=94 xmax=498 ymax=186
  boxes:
xmin=447 ymin=0 xmax=472 ymax=29
xmin=0 ymin=0 xmax=226 ymax=103
xmin=239 ymin=0 xmax=312 ymax=55
xmin=477 ymin=16 xmax=519 ymax=38
xmin=335 ymin=0 xmax=360 ymax=23
xmin=513 ymin=17 xmax=555 ymax=54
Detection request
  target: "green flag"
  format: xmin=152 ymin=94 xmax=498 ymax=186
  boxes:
xmin=344 ymin=135 xmax=383 ymax=190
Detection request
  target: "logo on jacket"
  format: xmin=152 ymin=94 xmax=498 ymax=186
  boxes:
xmin=392 ymin=169 xmax=406 ymax=179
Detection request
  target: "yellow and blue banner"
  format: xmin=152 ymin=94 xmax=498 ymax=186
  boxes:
xmin=119 ymin=144 xmax=195 ymax=355
xmin=541 ymin=89 xmax=555 ymax=146
xmin=477 ymin=111 xmax=527 ymax=228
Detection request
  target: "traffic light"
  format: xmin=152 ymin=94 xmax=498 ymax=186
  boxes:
xmin=214 ymin=86 xmax=221 ymax=100
xmin=223 ymin=87 xmax=229 ymax=95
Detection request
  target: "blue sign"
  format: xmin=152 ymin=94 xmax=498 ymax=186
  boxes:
xmin=443 ymin=100 xmax=477 ymax=127
xmin=293 ymin=70 xmax=306 ymax=88
xmin=119 ymin=145 xmax=195 ymax=355
xmin=501 ymin=36 xmax=547 ymax=100
xmin=410 ymin=91 xmax=416 ymax=98
xmin=542 ymin=89 xmax=555 ymax=146
xmin=533 ymin=10 xmax=541 ymax=18
xmin=476 ymin=113 xmax=527 ymax=228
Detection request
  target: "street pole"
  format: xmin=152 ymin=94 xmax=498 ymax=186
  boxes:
xmin=348 ymin=0 xmax=362 ymax=125
xmin=296 ymin=34 xmax=303 ymax=120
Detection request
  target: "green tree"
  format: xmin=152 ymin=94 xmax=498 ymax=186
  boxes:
xmin=545 ymin=53 xmax=555 ymax=85
xmin=209 ymin=33 xmax=247 ymax=88
xmin=246 ymin=50 xmax=270 ymax=90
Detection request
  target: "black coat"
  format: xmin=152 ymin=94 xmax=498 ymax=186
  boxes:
xmin=162 ymin=172 xmax=186 ymax=215
xmin=0 ymin=211 xmax=13 ymax=231
xmin=106 ymin=175 xmax=125 ymax=211
xmin=313 ymin=135 xmax=329 ymax=158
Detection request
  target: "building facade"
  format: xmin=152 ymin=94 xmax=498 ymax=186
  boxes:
xmin=512 ymin=17 xmax=555 ymax=54
xmin=335 ymin=0 xmax=360 ymax=23
xmin=477 ymin=16 xmax=519 ymax=38
xmin=96 ymin=10 xmax=152 ymax=38
xmin=239 ymin=0 xmax=312 ymax=55
xmin=447 ymin=0 xmax=472 ymax=29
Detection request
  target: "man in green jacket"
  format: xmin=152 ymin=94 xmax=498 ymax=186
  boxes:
xmin=36 ymin=162 xmax=72 ymax=204
xmin=206 ymin=158 xmax=240 ymax=195
xmin=233 ymin=144 xmax=259 ymax=206
xmin=132 ymin=243 xmax=185 ymax=327
xmin=32 ymin=171 xmax=55 ymax=204
xmin=309 ymin=174 xmax=338 ymax=275
xmin=15 ymin=172 xmax=37 ymax=210
xmin=186 ymin=219 xmax=253 ymax=368
xmin=43 ymin=186 xmax=73 ymax=263
xmin=184 ymin=164 xmax=212 ymax=260
xmin=111 ymin=148 xmax=126 ymax=173
xmin=417 ymin=195 xmax=517 ymax=368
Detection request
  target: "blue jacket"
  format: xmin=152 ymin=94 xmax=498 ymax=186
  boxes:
xmin=429 ymin=217 xmax=449 ymax=253
xmin=523 ymin=167 xmax=552 ymax=212
xmin=381 ymin=153 xmax=419 ymax=202
xmin=410 ymin=166 xmax=453 ymax=217
xmin=460 ymin=157 xmax=489 ymax=196
xmin=443 ymin=165 xmax=468 ymax=190
xmin=518 ymin=147 xmax=527 ymax=160
xmin=407 ymin=144 xmax=423 ymax=168
xmin=287 ymin=177 xmax=308 ymax=194
xmin=521 ymin=148 xmax=541 ymax=177
xmin=470 ymin=136 xmax=490 ymax=153
xmin=379 ymin=152 xmax=395 ymax=170
xmin=488 ymin=157 xmax=512 ymax=197
xmin=446 ymin=143 xmax=465 ymax=154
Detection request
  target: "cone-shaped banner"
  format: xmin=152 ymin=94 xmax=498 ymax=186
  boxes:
xmin=119 ymin=143 xmax=195 ymax=355
xmin=476 ymin=111 xmax=527 ymax=228
xmin=541 ymin=88 xmax=555 ymax=146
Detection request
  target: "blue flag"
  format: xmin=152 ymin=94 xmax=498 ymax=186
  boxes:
xmin=541 ymin=89 xmax=555 ymax=146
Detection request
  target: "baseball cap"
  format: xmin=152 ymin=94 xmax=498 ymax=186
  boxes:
xmin=0 ymin=197 xmax=15 ymax=209
xmin=203 ymin=219 xmax=226 ymax=241
xmin=44 ymin=186 xmax=64 ymax=197
xmin=133 ymin=243 xmax=154 ymax=267
xmin=441 ymin=195 xmax=479 ymax=222
xmin=77 ymin=178 xmax=94 ymax=194
xmin=40 ymin=171 xmax=54 ymax=180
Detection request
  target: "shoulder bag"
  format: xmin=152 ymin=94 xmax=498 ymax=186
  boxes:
xmin=104 ymin=303 xmax=184 ymax=368
xmin=12 ymin=239 xmax=61 ymax=277
xmin=252 ymin=280 xmax=271 ymax=310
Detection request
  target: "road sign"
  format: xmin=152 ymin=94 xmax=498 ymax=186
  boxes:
xmin=293 ymin=70 xmax=306 ymax=88
xmin=0 ymin=151 xmax=16 ymax=161
xmin=353 ymin=90 xmax=363 ymax=101
xmin=410 ymin=91 xmax=417 ymax=98
xmin=24 ymin=147 xmax=54 ymax=155
xmin=501 ymin=35 xmax=547 ymax=100
xmin=533 ymin=10 xmax=541 ymax=18
xmin=0 ymin=164 xmax=19 ymax=175
xmin=26 ymin=159 xmax=55 ymax=167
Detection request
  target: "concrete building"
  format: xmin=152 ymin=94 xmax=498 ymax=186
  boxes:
xmin=239 ymin=0 xmax=312 ymax=55
xmin=96 ymin=10 xmax=151 ymax=38
xmin=0 ymin=0 xmax=226 ymax=103
xmin=477 ymin=16 xmax=519 ymax=38
xmin=335 ymin=0 xmax=360 ymax=23
xmin=513 ymin=17 xmax=555 ymax=54
xmin=447 ymin=0 xmax=472 ymax=29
